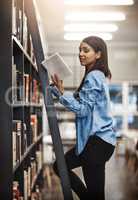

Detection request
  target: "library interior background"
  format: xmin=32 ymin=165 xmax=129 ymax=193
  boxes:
xmin=0 ymin=0 xmax=138 ymax=199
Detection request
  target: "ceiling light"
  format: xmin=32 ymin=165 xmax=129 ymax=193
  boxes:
xmin=64 ymin=33 xmax=113 ymax=41
xmin=64 ymin=23 xmax=118 ymax=32
xmin=65 ymin=12 xmax=126 ymax=21
xmin=64 ymin=0 xmax=134 ymax=6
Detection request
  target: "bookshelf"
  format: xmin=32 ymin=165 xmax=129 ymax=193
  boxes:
xmin=54 ymin=87 xmax=76 ymax=123
xmin=54 ymin=87 xmax=76 ymax=151
xmin=0 ymin=0 xmax=43 ymax=199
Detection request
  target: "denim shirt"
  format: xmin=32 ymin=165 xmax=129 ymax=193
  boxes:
xmin=50 ymin=70 xmax=116 ymax=155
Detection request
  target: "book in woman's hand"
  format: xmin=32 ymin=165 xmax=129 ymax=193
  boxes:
xmin=41 ymin=52 xmax=72 ymax=80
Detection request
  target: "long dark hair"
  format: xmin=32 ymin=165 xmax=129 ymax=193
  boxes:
xmin=77 ymin=36 xmax=111 ymax=92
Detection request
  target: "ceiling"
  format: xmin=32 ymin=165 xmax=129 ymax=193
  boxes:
xmin=36 ymin=0 xmax=138 ymax=44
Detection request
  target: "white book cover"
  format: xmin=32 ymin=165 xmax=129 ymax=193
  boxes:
xmin=24 ymin=170 xmax=28 ymax=200
xmin=41 ymin=52 xmax=73 ymax=80
xmin=12 ymin=131 xmax=16 ymax=168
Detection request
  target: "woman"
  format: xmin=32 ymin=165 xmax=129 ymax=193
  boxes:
xmin=50 ymin=36 xmax=116 ymax=200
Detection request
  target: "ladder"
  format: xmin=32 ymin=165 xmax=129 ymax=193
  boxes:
xmin=25 ymin=0 xmax=73 ymax=199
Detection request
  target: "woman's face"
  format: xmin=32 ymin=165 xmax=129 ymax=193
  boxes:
xmin=79 ymin=42 xmax=101 ymax=68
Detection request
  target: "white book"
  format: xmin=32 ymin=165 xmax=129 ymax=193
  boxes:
xmin=24 ymin=170 xmax=28 ymax=200
xmin=12 ymin=64 xmax=17 ymax=103
xmin=12 ymin=0 xmax=17 ymax=36
xmin=12 ymin=131 xmax=16 ymax=168
xmin=41 ymin=52 xmax=72 ymax=80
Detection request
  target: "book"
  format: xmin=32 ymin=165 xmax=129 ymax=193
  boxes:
xmin=12 ymin=120 xmax=22 ymax=167
xmin=30 ymin=114 xmax=38 ymax=143
xmin=23 ymin=13 xmax=28 ymax=52
xmin=24 ymin=170 xmax=28 ymax=200
xmin=12 ymin=63 xmax=17 ymax=103
xmin=24 ymin=74 xmax=29 ymax=103
xmin=16 ymin=70 xmax=23 ymax=102
xmin=13 ymin=181 xmax=22 ymax=200
xmin=12 ymin=0 xmax=17 ymax=36
xmin=41 ymin=52 xmax=72 ymax=80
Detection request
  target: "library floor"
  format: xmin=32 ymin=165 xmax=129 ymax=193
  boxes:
xmin=42 ymin=153 xmax=138 ymax=200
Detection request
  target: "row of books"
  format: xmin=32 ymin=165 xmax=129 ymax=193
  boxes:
xmin=24 ymin=149 xmax=43 ymax=200
xmin=12 ymin=62 xmax=42 ymax=104
xmin=13 ymin=181 xmax=42 ymax=200
xmin=13 ymin=146 xmax=42 ymax=200
xmin=13 ymin=181 xmax=23 ymax=200
xmin=12 ymin=0 xmax=36 ymax=62
xmin=13 ymin=183 xmax=41 ymax=200
xmin=13 ymin=116 xmax=41 ymax=168
xmin=24 ymin=73 xmax=42 ymax=104
xmin=13 ymin=120 xmax=25 ymax=167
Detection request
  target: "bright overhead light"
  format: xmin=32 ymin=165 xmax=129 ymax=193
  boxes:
xmin=65 ymin=12 xmax=126 ymax=21
xmin=64 ymin=0 xmax=134 ymax=6
xmin=64 ymin=33 xmax=113 ymax=41
xmin=64 ymin=23 xmax=118 ymax=32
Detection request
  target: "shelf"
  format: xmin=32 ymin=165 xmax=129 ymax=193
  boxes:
xmin=56 ymin=107 xmax=71 ymax=112
xmin=58 ymin=119 xmax=75 ymax=123
xmin=64 ymin=87 xmax=76 ymax=91
xmin=12 ymin=36 xmax=38 ymax=72
xmin=45 ymin=137 xmax=76 ymax=146
xmin=13 ymin=134 xmax=43 ymax=173
xmin=12 ymin=102 xmax=43 ymax=108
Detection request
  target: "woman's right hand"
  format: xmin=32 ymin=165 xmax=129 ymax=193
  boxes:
xmin=51 ymin=74 xmax=64 ymax=95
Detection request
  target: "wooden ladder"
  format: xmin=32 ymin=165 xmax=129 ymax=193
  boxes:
xmin=25 ymin=0 xmax=73 ymax=199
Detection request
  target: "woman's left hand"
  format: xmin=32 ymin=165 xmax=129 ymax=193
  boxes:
xmin=51 ymin=74 xmax=64 ymax=95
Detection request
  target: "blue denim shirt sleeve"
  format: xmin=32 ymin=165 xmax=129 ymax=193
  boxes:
xmin=58 ymin=71 xmax=102 ymax=117
xmin=59 ymin=92 xmax=89 ymax=117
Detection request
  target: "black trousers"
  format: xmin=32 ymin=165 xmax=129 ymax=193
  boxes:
xmin=53 ymin=135 xmax=115 ymax=200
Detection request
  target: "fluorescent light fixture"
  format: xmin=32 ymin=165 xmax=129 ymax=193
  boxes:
xmin=64 ymin=23 xmax=118 ymax=32
xmin=64 ymin=33 xmax=113 ymax=41
xmin=64 ymin=0 xmax=134 ymax=6
xmin=65 ymin=12 xmax=126 ymax=21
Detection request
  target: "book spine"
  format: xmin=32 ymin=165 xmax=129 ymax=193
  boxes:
xmin=16 ymin=70 xmax=23 ymax=102
xmin=24 ymin=170 xmax=28 ymax=200
xmin=18 ymin=9 xmax=22 ymax=43
xmin=23 ymin=13 xmax=28 ymax=52
xmin=30 ymin=114 xmax=38 ymax=143
xmin=13 ymin=181 xmax=23 ymax=200
xmin=12 ymin=131 xmax=16 ymax=168
xmin=12 ymin=0 xmax=17 ymax=36
xmin=24 ymin=74 xmax=29 ymax=103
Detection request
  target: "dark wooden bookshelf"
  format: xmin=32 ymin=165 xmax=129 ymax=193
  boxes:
xmin=0 ymin=0 xmax=44 ymax=199
xmin=12 ymin=102 xmax=43 ymax=107
xmin=13 ymin=134 xmax=43 ymax=174
xmin=1 ymin=0 xmax=74 ymax=199
xmin=12 ymin=36 xmax=37 ymax=71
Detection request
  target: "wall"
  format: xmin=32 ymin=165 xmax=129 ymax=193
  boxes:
xmin=47 ymin=41 xmax=138 ymax=86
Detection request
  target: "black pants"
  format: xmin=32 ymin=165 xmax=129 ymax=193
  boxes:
xmin=53 ymin=136 xmax=115 ymax=200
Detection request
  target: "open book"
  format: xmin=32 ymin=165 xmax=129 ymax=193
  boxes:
xmin=41 ymin=53 xmax=73 ymax=80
